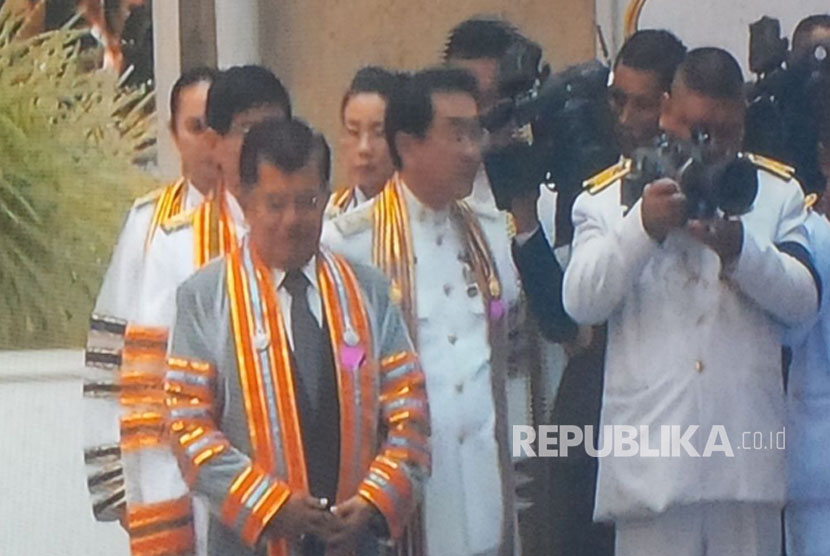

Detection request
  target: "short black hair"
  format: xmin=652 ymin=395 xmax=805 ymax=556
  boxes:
xmin=794 ymin=14 xmax=830 ymax=48
xmin=170 ymin=66 xmax=219 ymax=131
xmin=385 ymin=66 xmax=479 ymax=168
xmin=615 ymin=30 xmax=687 ymax=91
xmin=239 ymin=118 xmax=331 ymax=193
xmin=340 ymin=66 xmax=406 ymax=120
xmin=444 ymin=17 xmax=517 ymax=61
xmin=206 ymin=65 xmax=292 ymax=135
xmin=675 ymin=47 xmax=745 ymax=102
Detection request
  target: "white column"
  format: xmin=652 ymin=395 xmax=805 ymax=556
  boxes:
xmin=214 ymin=0 xmax=261 ymax=68
xmin=152 ymin=0 xmax=182 ymax=181
xmin=595 ymin=0 xmax=623 ymax=62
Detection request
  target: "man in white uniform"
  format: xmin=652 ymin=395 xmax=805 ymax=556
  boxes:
xmin=323 ymin=67 xmax=519 ymax=556
xmin=563 ymin=48 xmax=821 ymax=556
xmin=138 ymin=66 xmax=291 ymax=328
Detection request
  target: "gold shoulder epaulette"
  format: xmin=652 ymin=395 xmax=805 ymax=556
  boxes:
xmin=332 ymin=201 xmax=373 ymax=237
xmin=583 ymin=159 xmax=632 ymax=195
xmin=746 ymin=153 xmax=795 ymax=182
xmin=132 ymin=186 xmax=166 ymax=209
xmin=160 ymin=209 xmax=196 ymax=233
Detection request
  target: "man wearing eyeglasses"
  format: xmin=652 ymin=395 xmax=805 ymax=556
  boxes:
xmin=164 ymin=117 xmax=429 ymax=556
xmin=323 ymin=66 xmax=520 ymax=556
xmin=122 ymin=65 xmax=292 ymax=556
xmin=138 ymin=65 xmax=292 ymax=328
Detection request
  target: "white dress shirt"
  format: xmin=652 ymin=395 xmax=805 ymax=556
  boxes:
xmin=272 ymin=256 xmax=323 ymax=349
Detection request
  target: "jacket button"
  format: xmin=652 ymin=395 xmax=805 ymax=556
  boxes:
xmin=695 ymin=360 xmax=704 ymax=373
xmin=455 ymin=382 xmax=464 ymax=394
xmin=448 ymin=334 xmax=457 ymax=345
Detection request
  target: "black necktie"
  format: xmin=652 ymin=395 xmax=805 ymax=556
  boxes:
xmin=283 ymin=270 xmax=338 ymax=556
xmin=283 ymin=270 xmax=324 ymax=412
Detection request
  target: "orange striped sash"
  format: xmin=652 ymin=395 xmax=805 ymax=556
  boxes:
xmin=225 ymin=244 xmax=376 ymax=556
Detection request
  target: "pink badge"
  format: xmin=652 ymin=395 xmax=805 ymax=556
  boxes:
xmin=489 ymin=299 xmax=506 ymax=321
xmin=340 ymin=345 xmax=366 ymax=372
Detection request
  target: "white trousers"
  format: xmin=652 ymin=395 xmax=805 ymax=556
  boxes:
xmin=615 ymin=502 xmax=781 ymax=556
xmin=786 ymin=501 xmax=830 ymax=556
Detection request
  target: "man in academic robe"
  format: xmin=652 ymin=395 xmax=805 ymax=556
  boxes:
xmin=165 ymin=117 xmax=429 ymax=556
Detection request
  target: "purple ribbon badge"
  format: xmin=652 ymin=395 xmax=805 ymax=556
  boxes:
xmin=340 ymin=344 xmax=366 ymax=373
xmin=489 ymin=299 xmax=506 ymax=321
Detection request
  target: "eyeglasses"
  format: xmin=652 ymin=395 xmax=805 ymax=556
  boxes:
xmin=265 ymin=191 xmax=325 ymax=214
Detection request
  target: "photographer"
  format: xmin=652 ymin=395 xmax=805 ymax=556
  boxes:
xmin=563 ymin=47 xmax=820 ymax=556
xmin=542 ymin=29 xmax=689 ymax=556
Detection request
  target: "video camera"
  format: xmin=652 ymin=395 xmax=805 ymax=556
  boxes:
xmin=624 ymin=130 xmax=758 ymax=220
xmin=481 ymin=36 xmax=618 ymax=243
xmin=746 ymin=16 xmax=830 ymax=194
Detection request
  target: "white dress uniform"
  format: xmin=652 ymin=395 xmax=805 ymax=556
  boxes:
xmin=129 ymin=189 xmax=246 ymax=556
xmin=786 ymin=210 xmax=830 ymax=556
xmin=562 ymin=162 xmax=819 ymax=556
xmin=137 ymin=189 xmax=247 ymax=328
xmin=84 ymin=180 xmax=204 ymax=501
xmin=322 ymin=182 xmax=521 ymax=556
xmin=94 ymin=181 xmax=204 ymax=320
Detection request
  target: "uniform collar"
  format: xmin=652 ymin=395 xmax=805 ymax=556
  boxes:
xmin=273 ymin=255 xmax=319 ymax=294
xmin=224 ymin=189 xmax=249 ymax=233
xmin=399 ymin=178 xmax=451 ymax=226
xmin=184 ymin=180 xmax=205 ymax=211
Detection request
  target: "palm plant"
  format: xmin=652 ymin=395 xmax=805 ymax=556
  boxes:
xmin=0 ymin=3 xmax=157 ymax=349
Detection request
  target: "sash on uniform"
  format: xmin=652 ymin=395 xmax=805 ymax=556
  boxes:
xmin=371 ymin=174 xmax=507 ymax=555
xmin=328 ymin=186 xmax=358 ymax=216
xmin=146 ymin=178 xmax=187 ymax=251
xmin=192 ymin=189 xmax=238 ymax=268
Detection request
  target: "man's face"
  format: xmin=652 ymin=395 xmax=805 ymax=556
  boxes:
xmin=211 ymin=105 xmax=287 ymax=195
xmin=449 ymin=57 xmax=500 ymax=113
xmin=242 ymin=159 xmax=328 ymax=271
xmin=659 ymin=80 xmax=745 ymax=161
xmin=340 ymin=92 xmax=394 ymax=197
xmin=609 ymin=64 xmax=665 ymax=156
xmin=171 ymin=81 xmax=218 ymax=189
xmin=401 ymin=92 xmax=483 ymax=206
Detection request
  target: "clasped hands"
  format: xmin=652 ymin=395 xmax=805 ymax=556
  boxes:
xmin=266 ymin=494 xmax=378 ymax=555
xmin=641 ymin=178 xmax=743 ymax=264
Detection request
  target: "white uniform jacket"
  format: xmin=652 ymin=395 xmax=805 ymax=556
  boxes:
xmin=563 ymin=164 xmax=819 ymax=522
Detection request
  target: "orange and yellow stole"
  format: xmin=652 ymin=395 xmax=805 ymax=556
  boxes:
xmin=225 ymin=244 xmax=378 ymax=556
xmin=372 ymin=174 xmax=505 ymax=341
xmin=145 ymin=178 xmax=187 ymax=251
xmin=192 ymin=189 xmax=238 ymax=268
xmin=328 ymin=186 xmax=357 ymax=215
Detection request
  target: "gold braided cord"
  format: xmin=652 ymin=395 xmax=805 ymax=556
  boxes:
xmin=624 ymin=0 xmax=649 ymax=38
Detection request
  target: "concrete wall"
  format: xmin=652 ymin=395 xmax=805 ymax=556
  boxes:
xmin=0 ymin=351 xmax=129 ymax=556
xmin=256 ymin=0 xmax=597 ymax=185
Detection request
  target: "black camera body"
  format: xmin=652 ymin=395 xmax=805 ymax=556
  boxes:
xmin=481 ymin=37 xmax=618 ymax=244
xmin=624 ymin=132 xmax=759 ymax=220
